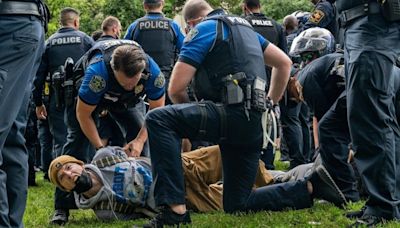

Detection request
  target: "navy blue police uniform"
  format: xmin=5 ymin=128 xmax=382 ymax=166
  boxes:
xmin=125 ymin=12 xmax=184 ymax=104
xmin=299 ymin=0 xmax=338 ymax=40
xmin=243 ymin=12 xmax=288 ymax=169
xmin=297 ymin=52 xmax=360 ymax=202
xmin=0 ymin=0 xmax=47 ymax=226
xmin=145 ymin=9 xmax=314 ymax=215
xmin=334 ymin=0 xmax=400 ymax=222
xmin=33 ymin=26 xmax=94 ymax=174
xmin=56 ymin=39 xmax=164 ymax=211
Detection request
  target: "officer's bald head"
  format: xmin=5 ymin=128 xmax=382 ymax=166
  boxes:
xmin=182 ymin=0 xmax=213 ymax=22
xmin=60 ymin=7 xmax=80 ymax=28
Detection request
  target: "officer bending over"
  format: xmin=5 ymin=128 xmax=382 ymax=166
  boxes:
xmin=55 ymin=39 xmax=165 ymax=225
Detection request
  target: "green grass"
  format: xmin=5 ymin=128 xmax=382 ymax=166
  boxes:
xmin=24 ymin=169 xmax=399 ymax=227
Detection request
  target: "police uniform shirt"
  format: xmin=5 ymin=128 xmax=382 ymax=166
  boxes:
xmin=124 ymin=12 xmax=185 ymax=51
xmin=78 ymin=54 xmax=164 ymax=106
xmin=33 ymin=27 xmax=94 ymax=106
xmin=300 ymin=0 xmax=337 ymax=37
xmin=297 ymin=53 xmax=344 ymax=120
xmin=179 ymin=9 xmax=269 ymax=68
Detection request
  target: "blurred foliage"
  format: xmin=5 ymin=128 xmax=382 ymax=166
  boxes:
xmin=45 ymin=0 xmax=314 ymax=37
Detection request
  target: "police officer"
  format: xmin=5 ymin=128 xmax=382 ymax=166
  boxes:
xmin=142 ymin=0 xmax=348 ymax=226
xmin=298 ymin=0 xmax=338 ymax=40
xmin=124 ymin=0 xmax=184 ymax=104
xmin=282 ymin=15 xmax=299 ymax=50
xmin=334 ymin=0 xmax=400 ymax=226
xmin=53 ymin=39 xmax=165 ymax=225
xmin=0 ymin=0 xmax=47 ymax=226
xmin=288 ymin=42 xmax=361 ymax=204
xmin=33 ymin=7 xmax=93 ymax=189
xmin=242 ymin=0 xmax=287 ymax=53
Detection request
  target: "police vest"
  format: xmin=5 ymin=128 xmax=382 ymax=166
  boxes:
xmin=244 ymin=14 xmax=279 ymax=46
xmin=194 ymin=15 xmax=267 ymax=102
xmin=47 ymin=29 xmax=90 ymax=76
xmin=73 ymin=39 xmax=150 ymax=110
xmin=129 ymin=16 xmax=176 ymax=73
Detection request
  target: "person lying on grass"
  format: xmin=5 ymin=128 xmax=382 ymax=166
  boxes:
xmin=48 ymin=146 xmax=346 ymax=221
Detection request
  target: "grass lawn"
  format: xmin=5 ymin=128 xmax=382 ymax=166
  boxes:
xmin=24 ymin=164 xmax=398 ymax=227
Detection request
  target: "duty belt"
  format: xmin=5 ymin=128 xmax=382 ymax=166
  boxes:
xmin=340 ymin=1 xmax=380 ymax=27
xmin=0 ymin=1 xmax=40 ymax=17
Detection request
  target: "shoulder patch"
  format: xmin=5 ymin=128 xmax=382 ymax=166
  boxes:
xmin=154 ymin=73 xmax=165 ymax=89
xmin=309 ymin=9 xmax=325 ymax=24
xmin=89 ymin=75 xmax=106 ymax=93
xmin=184 ymin=28 xmax=199 ymax=43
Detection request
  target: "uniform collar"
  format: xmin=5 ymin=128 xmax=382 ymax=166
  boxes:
xmin=207 ymin=8 xmax=226 ymax=17
xmin=58 ymin=27 xmax=76 ymax=33
xmin=146 ymin=12 xmax=164 ymax=18
xmin=97 ymin=35 xmax=116 ymax=41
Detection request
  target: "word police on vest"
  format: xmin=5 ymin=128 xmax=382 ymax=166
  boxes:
xmin=227 ymin=16 xmax=252 ymax=26
xmin=251 ymin=19 xmax=273 ymax=26
xmin=51 ymin=36 xmax=82 ymax=46
xmin=139 ymin=20 xmax=170 ymax=30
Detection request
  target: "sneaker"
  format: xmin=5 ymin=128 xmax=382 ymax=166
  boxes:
xmin=310 ymin=165 xmax=347 ymax=207
xmin=345 ymin=206 xmax=366 ymax=219
xmin=143 ymin=207 xmax=191 ymax=228
xmin=50 ymin=209 xmax=69 ymax=226
xmin=348 ymin=215 xmax=385 ymax=227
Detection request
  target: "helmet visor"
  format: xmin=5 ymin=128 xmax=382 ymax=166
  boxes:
xmin=289 ymin=37 xmax=328 ymax=56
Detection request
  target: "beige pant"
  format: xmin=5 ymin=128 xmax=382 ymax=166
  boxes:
xmin=182 ymin=145 xmax=274 ymax=212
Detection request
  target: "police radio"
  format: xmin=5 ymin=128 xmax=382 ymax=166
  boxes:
xmin=51 ymin=66 xmax=65 ymax=109
xmin=63 ymin=57 xmax=75 ymax=107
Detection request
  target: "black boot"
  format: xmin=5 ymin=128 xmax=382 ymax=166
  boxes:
xmin=143 ymin=207 xmax=191 ymax=228
xmin=309 ymin=165 xmax=347 ymax=208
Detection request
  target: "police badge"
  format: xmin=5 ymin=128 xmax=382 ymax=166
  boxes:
xmin=89 ymin=75 xmax=106 ymax=93
xmin=154 ymin=73 xmax=166 ymax=88
xmin=309 ymin=9 xmax=325 ymax=24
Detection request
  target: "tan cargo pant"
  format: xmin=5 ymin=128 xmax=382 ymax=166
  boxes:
xmin=182 ymin=145 xmax=274 ymax=212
